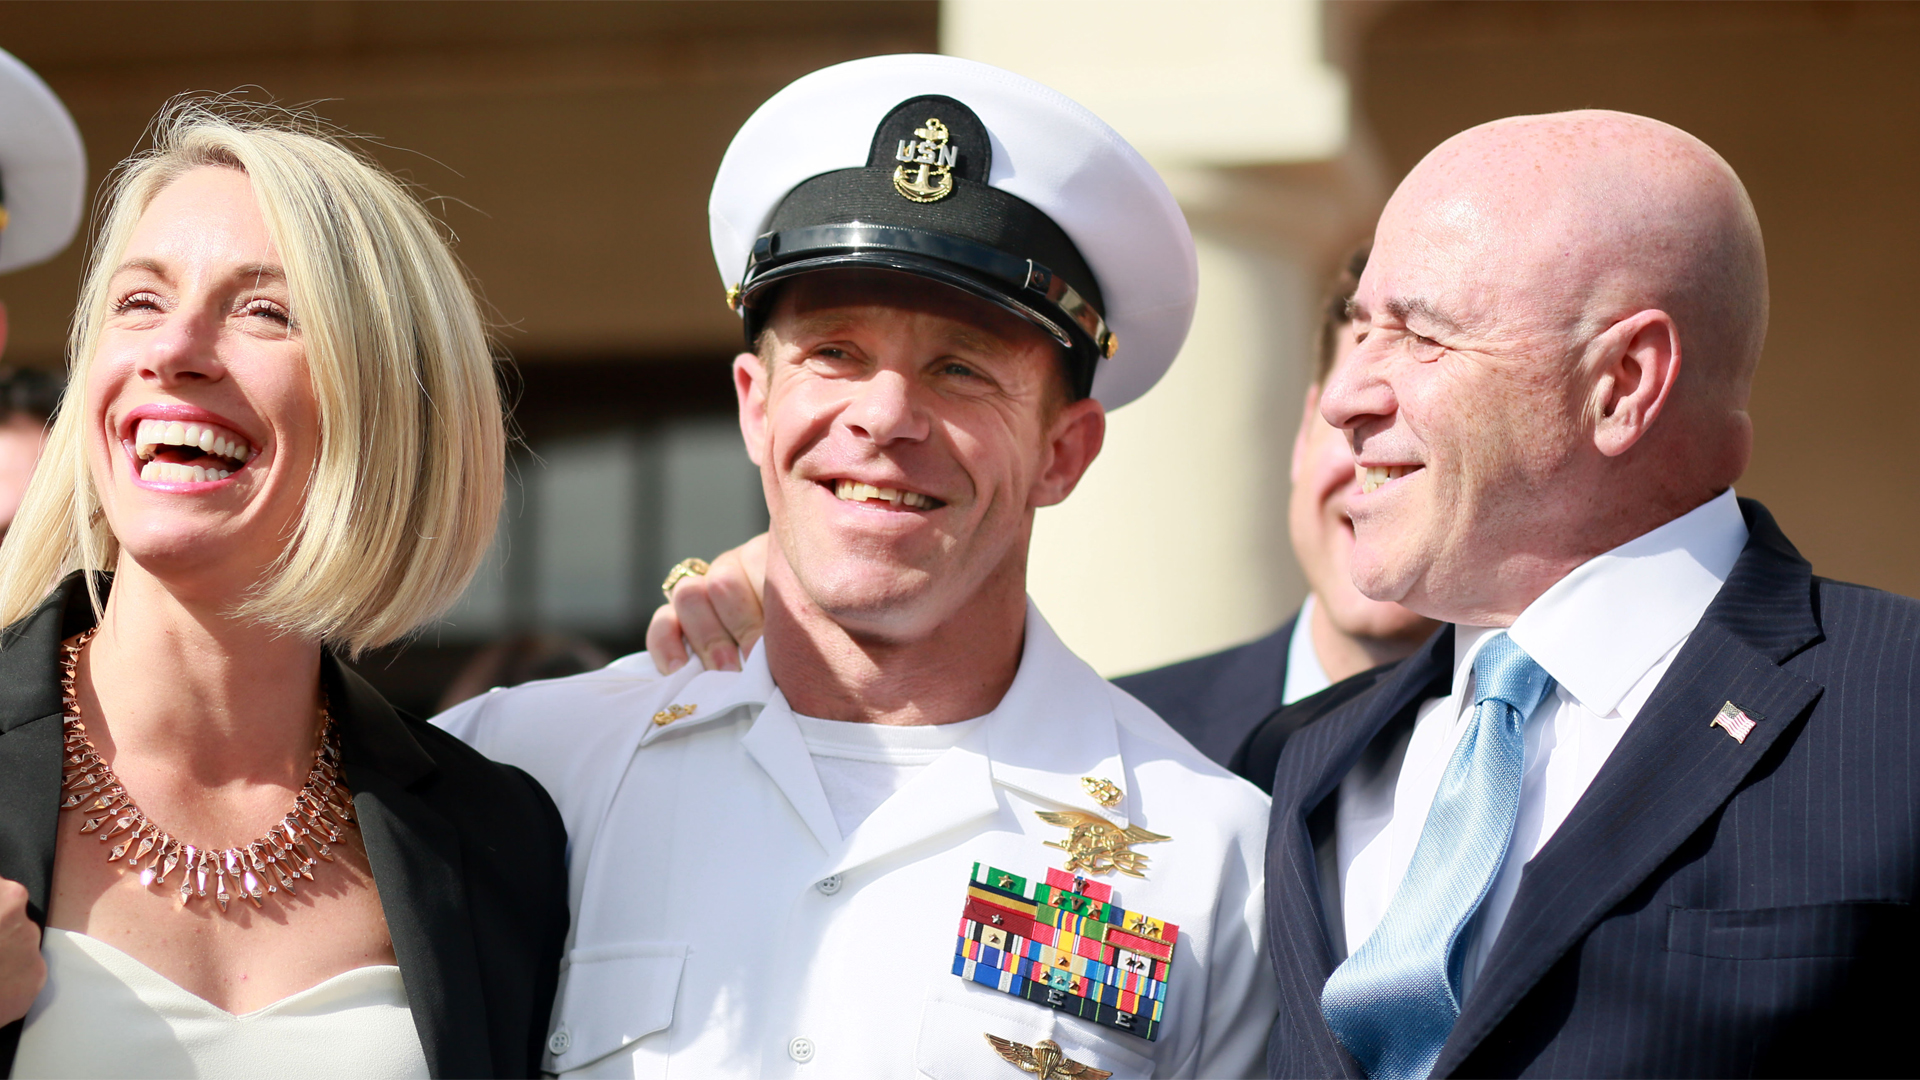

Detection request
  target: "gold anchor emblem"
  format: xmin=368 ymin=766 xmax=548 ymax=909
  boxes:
xmin=892 ymin=117 xmax=956 ymax=203
xmin=985 ymin=1034 xmax=1112 ymax=1080
xmin=1035 ymin=810 xmax=1170 ymax=878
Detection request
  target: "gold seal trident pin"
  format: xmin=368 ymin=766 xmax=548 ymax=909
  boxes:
xmin=985 ymin=1034 xmax=1112 ymax=1080
xmin=1035 ymin=810 xmax=1170 ymax=878
xmin=892 ymin=117 xmax=956 ymax=202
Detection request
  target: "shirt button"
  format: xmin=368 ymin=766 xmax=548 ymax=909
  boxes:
xmin=546 ymin=1026 xmax=572 ymax=1055
xmin=815 ymin=875 xmax=842 ymax=894
xmin=788 ymin=1035 xmax=816 ymax=1063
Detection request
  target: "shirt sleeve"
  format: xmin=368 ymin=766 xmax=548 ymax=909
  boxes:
xmin=1188 ymin=815 xmax=1281 ymax=1079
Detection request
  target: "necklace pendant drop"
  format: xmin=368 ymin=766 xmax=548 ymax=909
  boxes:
xmin=57 ymin=627 xmax=354 ymax=917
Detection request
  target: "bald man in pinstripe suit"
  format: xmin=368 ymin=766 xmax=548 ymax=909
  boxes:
xmin=1241 ymin=110 xmax=1917 ymax=1078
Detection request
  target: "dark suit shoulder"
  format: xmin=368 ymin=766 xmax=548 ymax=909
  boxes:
xmin=1811 ymin=575 xmax=1920 ymax=627
xmin=408 ymin=713 xmax=570 ymax=1078
xmin=394 ymin=711 xmax=569 ymax=848
xmin=331 ymin=662 xmax=569 ymax=1079
xmin=1787 ymin=578 xmax=1920 ymax=714
xmin=1231 ymin=659 xmax=1400 ymax=793
xmin=1112 ymin=616 xmax=1296 ymax=768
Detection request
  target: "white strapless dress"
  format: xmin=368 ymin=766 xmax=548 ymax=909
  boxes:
xmin=11 ymin=928 xmax=429 ymax=1079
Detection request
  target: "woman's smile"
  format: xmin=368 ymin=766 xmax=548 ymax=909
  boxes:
xmin=122 ymin=404 xmax=258 ymax=489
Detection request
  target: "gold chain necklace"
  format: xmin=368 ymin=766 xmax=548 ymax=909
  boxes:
xmin=57 ymin=627 xmax=356 ymax=912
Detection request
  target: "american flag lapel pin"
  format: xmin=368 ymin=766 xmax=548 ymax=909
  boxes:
xmin=1711 ymin=701 xmax=1759 ymax=744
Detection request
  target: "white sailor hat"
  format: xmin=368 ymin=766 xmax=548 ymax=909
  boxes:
xmin=0 ymin=48 xmax=85 ymax=275
xmin=709 ymin=54 xmax=1196 ymax=409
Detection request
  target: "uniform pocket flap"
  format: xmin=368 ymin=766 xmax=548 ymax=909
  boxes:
xmin=1667 ymin=901 xmax=1908 ymax=959
xmin=915 ymin=992 xmax=1154 ymax=1079
xmin=545 ymin=941 xmax=689 ymax=1073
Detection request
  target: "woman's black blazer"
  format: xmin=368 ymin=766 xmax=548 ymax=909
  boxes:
xmin=0 ymin=578 xmax=569 ymax=1077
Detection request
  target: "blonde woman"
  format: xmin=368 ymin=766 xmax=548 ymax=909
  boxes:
xmin=0 ymin=104 xmax=567 ymax=1078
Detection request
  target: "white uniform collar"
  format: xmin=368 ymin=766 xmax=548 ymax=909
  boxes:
xmin=983 ymin=600 xmax=1130 ymax=826
xmin=1453 ymin=488 xmax=1749 ymax=716
xmin=632 ymin=599 xmax=1132 ymax=860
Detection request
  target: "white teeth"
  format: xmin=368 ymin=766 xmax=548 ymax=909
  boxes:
xmin=131 ymin=418 xmax=254 ymax=466
xmin=834 ymin=480 xmax=935 ymax=509
xmin=138 ymin=459 xmax=232 ymax=484
xmin=1358 ymin=465 xmax=1415 ymax=494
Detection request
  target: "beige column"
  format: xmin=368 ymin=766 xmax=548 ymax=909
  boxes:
xmin=943 ymin=0 xmax=1383 ymax=675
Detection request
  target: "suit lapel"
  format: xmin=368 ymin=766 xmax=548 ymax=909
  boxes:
xmin=328 ymin=658 xmax=493 ymax=1080
xmin=1435 ymin=500 xmax=1824 ymax=1075
xmin=0 ymin=581 xmax=88 ymax=1071
xmin=0 ymin=582 xmax=80 ymax=917
xmin=1265 ymin=625 xmax=1454 ymax=1078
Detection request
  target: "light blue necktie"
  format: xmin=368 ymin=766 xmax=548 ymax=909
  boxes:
xmin=1320 ymin=632 xmax=1555 ymax=1080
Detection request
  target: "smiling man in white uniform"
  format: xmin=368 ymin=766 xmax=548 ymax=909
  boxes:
xmin=437 ymin=55 xmax=1276 ymax=1079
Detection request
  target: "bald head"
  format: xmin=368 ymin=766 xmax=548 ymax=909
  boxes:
xmin=1397 ymin=110 xmax=1767 ymax=415
xmin=1325 ymin=111 xmax=1771 ymax=624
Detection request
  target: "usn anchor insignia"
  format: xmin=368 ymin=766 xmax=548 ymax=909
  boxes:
xmin=1036 ymin=811 xmax=1170 ymax=878
xmin=985 ymin=1034 xmax=1113 ymax=1080
xmin=893 ymin=117 xmax=957 ymax=202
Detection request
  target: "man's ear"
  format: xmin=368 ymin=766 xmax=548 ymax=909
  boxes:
xmin=733 ymin=352 xmax=770 ymax=467
xmin=1291 ymin=383 xmax=1322 ymax=485
xmin=1030 ymin=397 xmax=1105 ymax=509
xmin=1588 ymin=309 xmax=1681 ymax=458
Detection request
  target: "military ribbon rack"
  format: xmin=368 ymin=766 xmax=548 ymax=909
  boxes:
xmin=952 ymin=862 xmax=1178 ymax=1041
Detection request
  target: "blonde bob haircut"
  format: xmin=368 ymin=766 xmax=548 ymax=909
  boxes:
xmin=0 ymin=100 xmax=505 ymax=657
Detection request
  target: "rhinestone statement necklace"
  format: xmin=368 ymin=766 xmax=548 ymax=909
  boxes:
xmin=58 ymin=627 xmax=356 ymax=912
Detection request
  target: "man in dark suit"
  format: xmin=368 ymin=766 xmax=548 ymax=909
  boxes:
xmin=1240 ymin=109 xmax=1917 ymax=1078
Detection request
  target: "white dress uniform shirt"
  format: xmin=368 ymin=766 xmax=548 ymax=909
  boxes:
xmin=1332 ymin=489 xmax=1749 ymax=998
xmin=438 ymin=602 xmax=1276 ymax=1079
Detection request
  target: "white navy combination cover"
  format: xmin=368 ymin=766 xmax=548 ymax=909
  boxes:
xmin=436 ymin=602 xmax=1277 ymax=1078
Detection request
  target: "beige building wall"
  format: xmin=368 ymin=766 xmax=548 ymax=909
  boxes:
xmin=945 ymin=0 xmax=1377 ymax=675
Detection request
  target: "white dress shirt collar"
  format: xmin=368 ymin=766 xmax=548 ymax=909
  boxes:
xmin=1282 ymin=593 xmax=1333 ymax=706
xmin=1451 ymin=489 xmax=1750 ymax=717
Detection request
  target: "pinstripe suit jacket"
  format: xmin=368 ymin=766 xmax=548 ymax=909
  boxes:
xmin=1255 ymin=499 xmax=1918 ymax=1078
